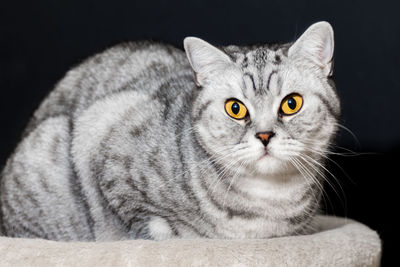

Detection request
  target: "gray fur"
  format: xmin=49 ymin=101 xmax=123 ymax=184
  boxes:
xmin=0 ymin=22 xmax=340 ymax=241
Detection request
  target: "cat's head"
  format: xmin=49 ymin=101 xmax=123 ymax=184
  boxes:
xmin=184 ymin=21 xmax=340 ymax=177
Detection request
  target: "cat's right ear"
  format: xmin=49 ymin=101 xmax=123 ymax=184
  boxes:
xmin=184 ymin=37 xmax=232 ymax=87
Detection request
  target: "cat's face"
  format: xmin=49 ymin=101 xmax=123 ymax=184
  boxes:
xmin=185 ymin=22 xmax=340 ymax=177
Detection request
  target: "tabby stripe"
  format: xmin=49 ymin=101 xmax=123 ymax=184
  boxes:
xmin=1 ymin=195 xmax=48 ymax=238
xmin=241 ymin=55 xmax=249 ymax=68
xmin=68 ymin=119 xmax=96 ymax=239
xmin=244 ymin=72 xmax=256 ymax=91
xmin=174 ymin=106 xmax=217 ymax=234
xmin=12 ymin=173 xmax=40 ymax=208
xmin=192 ymin=100 xmax=212 ymax=123
xmin=176 ymin=116 xmax=202 ymax=210
xmin=124 ymin=176 xmax=202 ymax=237
xmin=199 ymin=176 xmax=259 ymax=220
xmin=315 ymin=92 xmax=340 ymax=120
xmin=285 ymin=197 xmax=319 ymax=225
xmin=88 ymin=130 xmax=123 ymax=232
xmin=266 ymin=70 xmax=277 ymax=91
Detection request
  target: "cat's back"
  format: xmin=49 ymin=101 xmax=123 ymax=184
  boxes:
xmin=0 ymin=41 xmax=193 ymax=240
xmin=26 ymin=41 xmax=191 ymax=132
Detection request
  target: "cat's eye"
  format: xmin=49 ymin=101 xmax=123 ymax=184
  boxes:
xmin=280 ymin=94 xmax=303 ymax=115
xmin=225 ymin=99 xmax=248 ymax=120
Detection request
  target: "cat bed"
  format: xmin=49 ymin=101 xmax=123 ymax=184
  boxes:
xmin=0 ymin=215 xmax=381 ymax=267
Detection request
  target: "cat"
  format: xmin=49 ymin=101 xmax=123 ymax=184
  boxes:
xmin=0 ymin=21 xmax=340 ymax=241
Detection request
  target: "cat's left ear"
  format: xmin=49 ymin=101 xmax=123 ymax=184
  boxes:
xmin=184 ymin=37 xmax=232 ymax=86
xmin=288 ymin=21 xmax=334 ymax=76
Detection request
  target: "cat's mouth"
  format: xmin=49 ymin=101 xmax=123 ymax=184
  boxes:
xmin=257 ymin=147 xmax=271 ymax=160
xmin=250 ymin=152 xmax=289 ymax=176
xmin=257 ymin=151 xmax=269 ymax=160
xmin=254 ymin=151 xmax=277 ymax=167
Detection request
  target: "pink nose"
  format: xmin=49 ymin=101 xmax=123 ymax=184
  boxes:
xmin=255 ymin=131 xmax=275 ymax=146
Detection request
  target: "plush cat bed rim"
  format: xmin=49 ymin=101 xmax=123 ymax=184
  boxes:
xmin=0 ymin=215 xmax=381 ymax=267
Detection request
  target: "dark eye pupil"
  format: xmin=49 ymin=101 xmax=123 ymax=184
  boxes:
xmin=231 ymin=102 xmax=240 ymax=114
xmin=287 ymin=98 xmax=297 ymax=110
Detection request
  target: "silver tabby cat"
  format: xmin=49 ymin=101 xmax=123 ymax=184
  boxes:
xmin=0 ymin=22 xmax=340 ymax=241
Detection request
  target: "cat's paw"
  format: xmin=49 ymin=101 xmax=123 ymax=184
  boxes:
xmin=148 ymin=216 xmax=174 ymax=240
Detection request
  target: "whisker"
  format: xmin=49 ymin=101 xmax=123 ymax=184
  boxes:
xmin=208 ymin=152 xmax=248 ymax=196
xmin=289 ymin=157 xmax=326 ymax=209
xmin=299 ymin=141 xmax=357 ymax=185
xmin=333 ymin=122 xmax=360 ymax=147
xmin=222 ymin=157 xmax=248 ymax=208
xmin=299 ymin=154 xmax=347 ymax=211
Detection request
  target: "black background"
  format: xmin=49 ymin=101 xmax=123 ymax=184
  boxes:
xmin=1 ymin=0 xmax=399 ymax=265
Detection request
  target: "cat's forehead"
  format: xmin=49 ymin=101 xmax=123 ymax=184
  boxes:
xmin=245 ymin=47 xmax=288 ymax=69
xmin=218 ymin=44 xmax=317 ymax=110
xmin=222 ymin=43 xmax=290 ymax=67
xmin=223 ymin=46 xmax=290 ymax=101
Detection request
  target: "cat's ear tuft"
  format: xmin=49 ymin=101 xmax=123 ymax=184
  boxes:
xmin=288 ymin=21 xmax=334 ymax=76
xmin=184 ymin=37 xmax=232 ymax=86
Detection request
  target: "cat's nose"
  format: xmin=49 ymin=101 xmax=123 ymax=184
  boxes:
xmin=255 ymin=131 xmax=275 ymax=147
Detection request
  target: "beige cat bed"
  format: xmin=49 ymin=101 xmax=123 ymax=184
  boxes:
xmin=0 ymin=215 xmax=381 ymax=267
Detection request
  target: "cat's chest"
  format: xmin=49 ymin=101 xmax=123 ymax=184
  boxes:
xmin=173 ymin=209 xmax=293 ymax=239
xmin=186 ymin=172 xmax=310 ymax=239
xmin=214 ymin=215 xmax=289 ymax=239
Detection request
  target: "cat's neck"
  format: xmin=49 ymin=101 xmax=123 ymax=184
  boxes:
xmin=233 ymin=171 xmax=311 ymax=201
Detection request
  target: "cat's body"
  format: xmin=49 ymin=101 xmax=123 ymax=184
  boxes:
xmin=0 ymin=22 xmax=340 ymax=241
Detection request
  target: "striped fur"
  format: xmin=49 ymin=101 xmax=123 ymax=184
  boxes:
xmin=0 ymin=22 xmax=340 ymax=241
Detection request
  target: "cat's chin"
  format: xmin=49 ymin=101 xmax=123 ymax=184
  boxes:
xmin=251 ymin=154 xmax=294 ymax=176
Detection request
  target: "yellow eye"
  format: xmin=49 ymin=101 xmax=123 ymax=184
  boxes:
xmin=225 ymin=99 xmax=248 ymax=120
xmin=280 ymin=94 xmax=303 ymax=115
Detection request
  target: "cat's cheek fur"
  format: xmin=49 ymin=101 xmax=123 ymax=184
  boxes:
xmin=195 ymin=109 xmax=246 ymax=153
